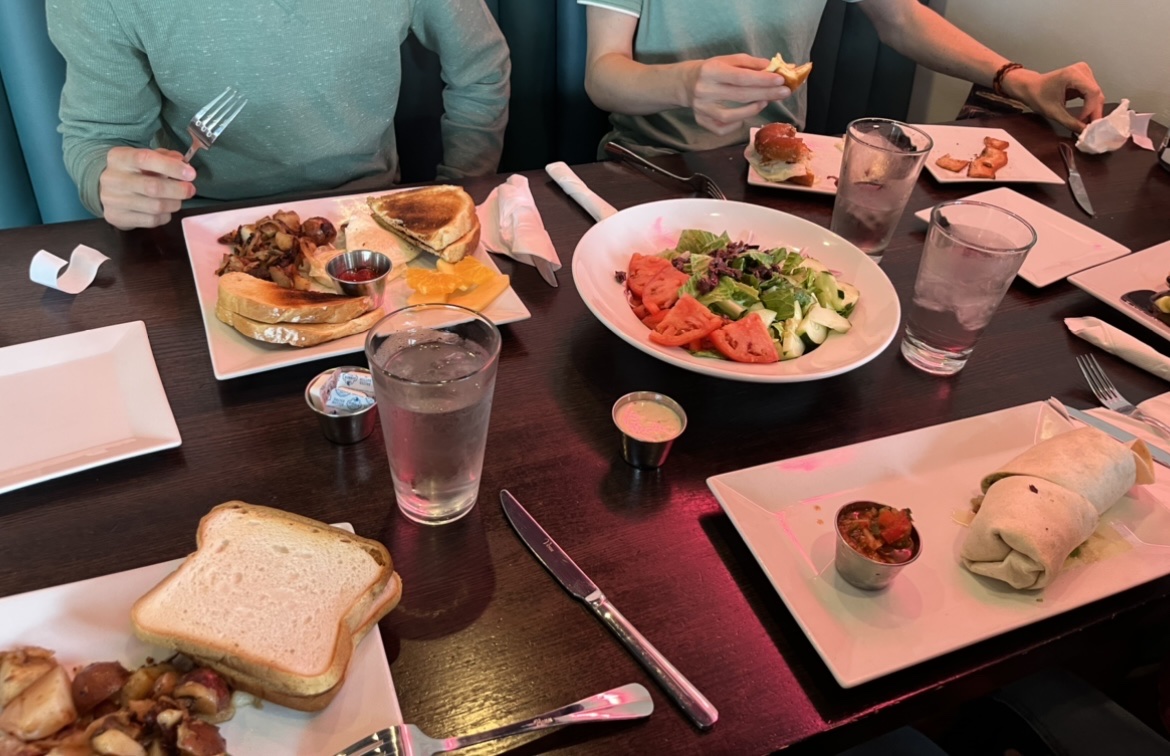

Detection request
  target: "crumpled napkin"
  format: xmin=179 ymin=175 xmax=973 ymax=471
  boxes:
xmin=475 ymin=175 xmax=560 ymax=271
xmin=29 ymin=244 xmax=109 ymax=294
xmin=1065 ymin=316 xmax=1170 ymax=381
xmin=1076 ymin=99 xmax=1155 ymax=154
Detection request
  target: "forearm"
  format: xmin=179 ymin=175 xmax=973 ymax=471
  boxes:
xmin=585 ymin=53 xmax=695 ymax=115
xmin=63 ymin=140 xmax=115 ymax=217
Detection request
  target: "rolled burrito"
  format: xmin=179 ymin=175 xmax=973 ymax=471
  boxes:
xmin=961 ymin=427 xmax=1154 ymax=590
xmin=980 ymin=427 xmax=1154 ymax=514
xmin=962 ymin=475 xmax=1098 ymax=589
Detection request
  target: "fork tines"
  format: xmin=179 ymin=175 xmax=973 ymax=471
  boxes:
xmin=196 ymin=87 xmax=247 ymax=140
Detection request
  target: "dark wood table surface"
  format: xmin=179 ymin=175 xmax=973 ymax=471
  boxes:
xmin=2 ymin=111 xmax=1169 ymax=755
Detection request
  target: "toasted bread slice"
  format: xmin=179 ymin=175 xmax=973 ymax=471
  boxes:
xmin=217 ymin=272 xmax=374 ymax=324
xmin=216 ymin=304 xmax=384 ymax=348
xmin=131 ymin=502 xmax=398 ymax=699
xmin=367 ymin=185 xmax=476 ymax=253
xmin=765 ymin=53 xmax=813 ymax=90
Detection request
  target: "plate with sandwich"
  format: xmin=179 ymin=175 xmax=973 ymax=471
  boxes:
xmin=0 ymin=503 xmax=403 ymax=755
xmin=182 ymin=185 xmax=531 ymax=380
xmin=915 ymin=125 xmax=1064 ymax=185
xmin=745 ymin=125 xmax=844 ymax=195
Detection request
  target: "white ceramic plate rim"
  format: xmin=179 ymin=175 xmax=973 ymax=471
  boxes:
xmin=912 ymin=187 xmax=1130 ymax=287
xmin=1069 ymin=240 xmax=1170 ymax=342
xmin=916 ymin=125 xmax=1065 ymax=185
xmin=707 ymin=401 xmax=1170 ymax=687
xmin=744 ymin=128 xmax=844 ymax=196
xmin=0 ymin=321 xmax=181 ymax=495
xmin=572 ymin=199 xmax=901 ymax=383
xmin=181 ymin=190 xmax=532 ymax=380
xmin=0 ymin=522 xmax=402 ymax=754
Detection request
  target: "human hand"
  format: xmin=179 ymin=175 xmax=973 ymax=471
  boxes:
xmin=99 ymin=147 xmax=196 ymax=230
xmin=682 ymin=54 xmax=791 ymax=136
xmin=1002 ymin=63 xmax=1105 ymax=134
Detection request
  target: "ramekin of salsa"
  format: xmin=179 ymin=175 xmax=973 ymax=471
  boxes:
xmin=833 ymin=501 xmax=920 ymax=590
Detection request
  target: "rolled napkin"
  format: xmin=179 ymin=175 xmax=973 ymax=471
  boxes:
xmin=1065 ymin=316 xmax=1170 ymax=382
xmin=545 ymin=161 xmax=617 ymax=222
xmin=1076 ymin=99 xmax=1155 ymax=154
xmin=475 ymin=174 xmax=561 ymax=272
xmin=961 ymin=427 xmax=1154 ymax=589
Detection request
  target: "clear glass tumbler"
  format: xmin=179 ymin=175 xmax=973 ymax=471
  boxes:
xmin=830 ymin=119 xmax=934 ymax=263
xmin=900 ymin=200 xmax=1037 ymax=376
xmin=364 ymin=304 xmax=501 ymax=525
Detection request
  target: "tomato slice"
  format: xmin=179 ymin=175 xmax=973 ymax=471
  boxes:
xmin=709 ymin=315 xmax=779 ymax=363
xmin=649 ymin=295 xmax=725 ymax=347
xmin=877 ymin=508 xmax=913 ymax=544
xmin=641 ymin=309 xmax=669 ymax=329
xmin=642 ymin=267 xmax=691 ymax=314
xmin=627 ymin=254 xmax=674 ymax=298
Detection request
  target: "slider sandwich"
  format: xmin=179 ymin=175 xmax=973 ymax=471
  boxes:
xmin=747 ymin=123 xmax=815 ymax=186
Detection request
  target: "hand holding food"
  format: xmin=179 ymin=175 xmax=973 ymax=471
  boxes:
xmin=99 ymin=147 xmax=196 ymax=230
xmin=683 ymin=54 xmax=792 ymax=137
xmin=961 ymin=427 xmax=1155 ymax=589
xmin=764 ymin=53 xmax=813 ymax=91
xmin=999 ymin=63 xmax=1106 ymax=134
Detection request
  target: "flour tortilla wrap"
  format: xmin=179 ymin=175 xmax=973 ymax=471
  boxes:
xmin=980 ymin=427 xmax=1154 ymax=515
xmin=961 ymin=475 xmax=1099 ymax=590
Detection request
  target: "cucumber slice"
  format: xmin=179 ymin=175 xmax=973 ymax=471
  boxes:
xmin=838 ymin=282 xmax=860 ymax=309
xmin=797 ymin=312 xmax=829 ymax=344
xmin=808 ymin=304 xmax=852 ymax=333
xmin=781 ymin=330 xmax=805 ymax=359
xmin=751 ymin=308 xmax=778 ymax=330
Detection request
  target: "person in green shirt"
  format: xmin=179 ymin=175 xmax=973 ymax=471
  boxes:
xmin=579 ymin=0 xmax=1105 ymax=156
xmin=46 ymin=0 xmax=510 ymax=230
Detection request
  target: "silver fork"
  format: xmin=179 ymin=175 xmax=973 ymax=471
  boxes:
xmin=604 ymin=142 xmax=727 ymax=200
xmin=334 ymin=683 xmax=653 ymax=756
xmin=1076 ymin=354 xmax=1170 ymax=438
xmin=182 ymin=87 xmax=247 ymax=163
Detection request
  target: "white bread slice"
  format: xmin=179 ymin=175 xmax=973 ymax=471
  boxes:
xmin=217 ymin=272 xmax=374 ymax=324
xmin=215 ymin=304 xmax=384 ymax=348
xmin=131 ymin=502 xmax=397 ymax=698
xmin=198 ymin=573 xmax=402 ymax=711
xmin=367 ymin=185 xmax=477 ymax=252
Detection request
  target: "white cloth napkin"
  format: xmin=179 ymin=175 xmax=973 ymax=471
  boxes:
xmin=1065 ymin=316 xmax=1170 ymax=381
xmin=475 ymin=175 xmax=560 ymax=271
xmin=29 ymin=244 xmax=109 ymax=294
xmin=1076 ymin=99 xmax=1155 ymax=154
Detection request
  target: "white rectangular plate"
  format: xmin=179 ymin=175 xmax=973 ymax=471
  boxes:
xmin=0 ymin=523 xmax=402 ymax=755
xmin=0 ymin=321 xmax=181 ymax=495
xmin=707 ymin=401 xmax=1170 ymax=688
xmin=181 ymin=191 xmax=532 ymax=380
xmin=745 ymin=129 xmax=844 ymax=195
xmin=1069 ymin=240 xmax=1170 ymax=342
xmin=913 ymin=187 xmax=1130 ymax=287
xmin=916 ymin=125 xmax=1064 ymax=185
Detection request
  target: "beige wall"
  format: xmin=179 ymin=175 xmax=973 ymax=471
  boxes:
xmin=907 ymin=0 xmax=1170 ymax=126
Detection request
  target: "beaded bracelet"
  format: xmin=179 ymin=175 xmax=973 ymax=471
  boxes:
xmin=993 ymin=62 xmax=1024 ymax=97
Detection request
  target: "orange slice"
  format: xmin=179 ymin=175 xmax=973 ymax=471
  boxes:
xmin=438 ymin=258 xmax=497 ymax=291
xmin=404 ymin=268 xmax=460 ymax=296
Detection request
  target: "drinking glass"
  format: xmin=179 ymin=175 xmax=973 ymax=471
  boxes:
xmin=830 ymin=119 xmax=934 ymax=262
xmin=900 ymin=200 xmax=1037 ymax=376
xmin=364 ymin=304 xmax=501 ymax=525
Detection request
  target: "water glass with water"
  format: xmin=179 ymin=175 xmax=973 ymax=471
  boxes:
xmin=900 ymin=200 xmax=1037 ymax=376
xmin=365 ymin=304 xmax=501 ymax=525
xmin=830 ymin=119 xmax=934 ymax=263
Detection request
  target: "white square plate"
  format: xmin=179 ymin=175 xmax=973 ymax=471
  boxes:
xmin=0 ymin=321 xmax=181 ymax=495
xmin=745 ymin=128 xmax=844 ymax=195
xmin=0 ymin=523 xmax=402 ymax=755
xmin=181 ymin=191 xmax=532 ymax=380
xmin=916 ymin=125 xmax=1064 ymax=185
xmin=913 ymin=187 xmax=1130 ymax=287
xmin=1069 ymin=240 xmax=1170 ymax=341
xmin=707 ymin=401 xmax=1170 ymax=688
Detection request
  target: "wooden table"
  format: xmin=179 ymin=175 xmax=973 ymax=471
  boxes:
xmin=2 ymin=112 xmax=1169 ymax=755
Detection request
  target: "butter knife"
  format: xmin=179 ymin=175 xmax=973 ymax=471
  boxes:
xmin=533 ymin=256 xmax=559 ymax=288
xmin=545 ymin=162 xmax=617 ymax=222
xmin=1059 ymin=143 xmax=1095 ymax=218
xmin=500 ymin=490 xmax=718 ymax=729
xmin=1049 ymin=399 xmax=1170 ymax=467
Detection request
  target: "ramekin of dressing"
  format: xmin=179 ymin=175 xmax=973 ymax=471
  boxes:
xmin=612 ymin=391 xmax=687 ymax=469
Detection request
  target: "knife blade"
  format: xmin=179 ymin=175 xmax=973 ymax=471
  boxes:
xmin=500 ymin=489 xmax=718 ymax=729
xmin=545 ymin=161 xmax=617 ymax=222
xmin=1060 ymin=404 xmax=1170 ymax=468
xmin=1059 ymin=143 xmax=1095 ymax=217
xmin=533 ymin=255 xmax=559 ymax=287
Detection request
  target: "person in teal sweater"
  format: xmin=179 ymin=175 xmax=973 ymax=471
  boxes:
xmin=579 ymin=0 xmax=1105 ymax=156
xmin=46 ymin=0 xmax=510 ymax=231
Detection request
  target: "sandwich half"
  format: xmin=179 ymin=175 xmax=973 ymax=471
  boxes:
xmin=367 ymin=185 xmax=481 ymax=264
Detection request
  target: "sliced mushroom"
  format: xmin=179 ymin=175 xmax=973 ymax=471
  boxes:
xmin=172 ymin=670 xmax=232 ymax=724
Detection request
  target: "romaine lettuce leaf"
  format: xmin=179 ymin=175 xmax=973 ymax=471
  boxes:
xmin=676 ymin=229 xmax=731 ymax=256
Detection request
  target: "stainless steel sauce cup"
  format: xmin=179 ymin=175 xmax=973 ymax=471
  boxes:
xmin=326 ymin=249 xmax=392 ymax=302
xmin=305 ymin=366 xmax=378 ymax=444
xmin=612 ymin=391 xmax=687 ymax=469
xmin=833 ymin=501 xmax=921 ymax=590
